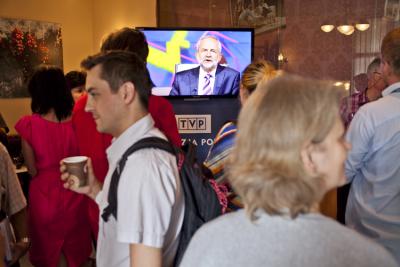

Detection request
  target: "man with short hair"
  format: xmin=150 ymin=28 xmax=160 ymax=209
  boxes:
xmin=340 ymin=57 xmax=386 ymax=129
xmin=72 ymin=27 xmax=181 ymax=243
xmin=170 ymin=35 xmax=240 ymax=96
xmin=345 ymin=28 xmax=400 ymax=264
xmin=63 ymin=51 xmax=184 ymax=267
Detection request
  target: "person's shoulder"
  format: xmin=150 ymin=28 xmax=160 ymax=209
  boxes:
xmin=0 ymin=142 xmax=7 ymax=155
xmin=315 ymin=216 xmax=394 ymax=256
xmin=219 ymin=65 xmax=239 ymax=75
xmin=125 ymin=132 xmax=176 ymax=169
xmin=357 ymin=93 xmax=394 ymax=121
xmin=15 ymin=114 xmax=34 ymax=127
xmin=149 ymin=94 xmax=171 ymax=106
xmin=195 ymin=210 xmax=246 ymax=237
xmin=176 ymin=66 xmax=199 ymax=77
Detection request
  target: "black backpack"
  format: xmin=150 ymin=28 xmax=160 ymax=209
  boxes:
xmin=101 ymin=136 xmax=222 ymax=266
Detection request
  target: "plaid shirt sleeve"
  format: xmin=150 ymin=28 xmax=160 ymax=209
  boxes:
xmin=340 ymin=90 xmax=369 ymax=129
xmin=0 ymin=143 xmax=27 ymax=215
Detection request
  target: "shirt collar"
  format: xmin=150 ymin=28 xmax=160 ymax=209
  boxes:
xmin=199 ymin=65 xmax=217 ymax=79
xmin=382 ymin=81 xmax=400 ymax=96
xmin=106 ymin=114 xmax=154 ymax=164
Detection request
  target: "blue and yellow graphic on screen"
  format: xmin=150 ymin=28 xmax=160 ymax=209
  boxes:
xmin=142 ymin=29 xmax=252 ymax=90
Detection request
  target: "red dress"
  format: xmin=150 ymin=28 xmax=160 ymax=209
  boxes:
xmin=15 ymin=114 xmax=91 ymax=267
xmin=72 ymin=94 xmax=181 ymax=240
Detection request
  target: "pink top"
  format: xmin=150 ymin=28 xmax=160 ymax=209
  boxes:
xmin=16 ymin=114 xmax=79 ymax=174
xmin=15 ymin=114 xmax=91 ymax=267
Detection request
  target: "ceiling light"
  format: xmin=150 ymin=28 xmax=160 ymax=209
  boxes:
xmin=337 ymin=25 xmax=355 ymax=35
xmin=321 ymin=24 xmax=335 ymax=32
xmin=355 ymin=23 xmax=370 ymax=31
xmin=334 ymin=81 xmax=343 ymax=86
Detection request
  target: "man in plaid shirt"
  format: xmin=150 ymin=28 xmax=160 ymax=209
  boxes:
xmin=340 ymin=58 xmax=387 ymax=129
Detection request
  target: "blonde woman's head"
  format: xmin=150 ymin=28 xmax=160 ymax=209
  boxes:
xmin=229 ymin=74 xmax=347 ymax=220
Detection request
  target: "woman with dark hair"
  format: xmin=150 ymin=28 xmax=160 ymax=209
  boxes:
xmin=65 ymin=70 xmax=86 ymax=102
xmin=15 ymin=66 xmax=91 ymax=267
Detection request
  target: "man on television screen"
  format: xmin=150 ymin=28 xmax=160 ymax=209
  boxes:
xmin=169 ymin=35 xmax=240 ymax=96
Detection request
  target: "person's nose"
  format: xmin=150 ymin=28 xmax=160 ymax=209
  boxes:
xmin=85 ymin=96 xmax=94 ymax=113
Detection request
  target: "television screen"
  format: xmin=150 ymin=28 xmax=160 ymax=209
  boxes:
xmin=138 ymin=28 xmax=254 ymax=97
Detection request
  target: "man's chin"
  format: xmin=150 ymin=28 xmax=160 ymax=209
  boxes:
xmin=94 ymin=122 xmax=105 ymax=133
xmin=200 ymin=63 xmax=217 ymax=72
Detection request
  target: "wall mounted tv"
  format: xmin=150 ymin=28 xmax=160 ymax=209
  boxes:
xmin=137 ymin=27 xmax=254 ymax=97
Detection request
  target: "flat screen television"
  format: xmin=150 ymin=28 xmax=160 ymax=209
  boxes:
xmin=137 ymin=27 xmax=254 ymax=97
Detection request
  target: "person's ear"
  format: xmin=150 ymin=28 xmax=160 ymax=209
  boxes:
xmin=301 ymin=144 xmax=318 ymax=176
xmin=120 ymin=81 xmax=135 ymax=104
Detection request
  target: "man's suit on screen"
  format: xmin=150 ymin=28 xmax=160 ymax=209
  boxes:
xmin=170 ymin=65 xmax=240 ymax=96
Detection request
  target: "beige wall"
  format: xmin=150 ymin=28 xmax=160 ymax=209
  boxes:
xmin=0 ymin=0 xmax=156 ymax=133
xmin=92 ymin=0 xmax=157 ymax=51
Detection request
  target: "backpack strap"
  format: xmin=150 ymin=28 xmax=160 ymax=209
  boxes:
xmin=101 ymin=136 xmax=178 ymax=222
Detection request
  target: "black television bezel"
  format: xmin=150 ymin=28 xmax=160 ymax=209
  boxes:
xmin=137 ymin=27 xmax=254 ymax=99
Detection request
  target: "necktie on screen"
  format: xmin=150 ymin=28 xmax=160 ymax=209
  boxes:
xmin=202 ymin=73 xmax=212 ymax=95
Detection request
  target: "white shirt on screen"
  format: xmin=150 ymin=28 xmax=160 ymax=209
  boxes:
xmin=198 ymin=67 xmax=217 ymax=95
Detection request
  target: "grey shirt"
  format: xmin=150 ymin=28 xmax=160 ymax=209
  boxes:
xmin=180 ymin=209 xmax=397 ymax=267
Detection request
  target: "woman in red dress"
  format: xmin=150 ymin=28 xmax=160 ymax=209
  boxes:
xmin=15 ymin=66 xmax=91 ymax=267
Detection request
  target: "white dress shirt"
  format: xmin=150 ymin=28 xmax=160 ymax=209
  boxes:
xmin=96 ymin=114 xmax=184 ymax=267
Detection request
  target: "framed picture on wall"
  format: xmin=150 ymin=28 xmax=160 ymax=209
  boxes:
xmin=385 ymin=0 xmax=400 ymax=21
xmin=0 ymin=17 xmax=63 ymax=98
xmin=230 ymin=0 xmax=285 ymax=34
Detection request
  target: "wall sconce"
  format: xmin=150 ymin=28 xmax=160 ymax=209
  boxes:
xmin=333 ymin=81 xmax=350 ymax=90
xmin=278 ymin=53 xmax=288 ymax=64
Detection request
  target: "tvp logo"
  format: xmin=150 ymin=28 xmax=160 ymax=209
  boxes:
xmin=176 ymin=114 xmax=211 ymax=134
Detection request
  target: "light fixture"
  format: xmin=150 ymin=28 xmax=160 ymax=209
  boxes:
xmin=344 ymin=82 xmax=350 ymax=90
xmin=321 ymin=24 xmax=335 ymax=32
xmin=333 ymin=81 xmax=350 ymax=90
xmin=320 ymin=18 xmax=370 ymax=35
xmin=278 ymin=53 xmax=288 ymax=63
xmin=337 ymin=24 xmax=355 ymax=35
xmin=355 ymin=23 xmax=370 ymax=31
xmin=334 ymin=81 xmax=344 ymax=86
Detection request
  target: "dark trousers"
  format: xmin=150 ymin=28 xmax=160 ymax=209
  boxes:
xmin=337 ymin=183 xmax=351 ymax=224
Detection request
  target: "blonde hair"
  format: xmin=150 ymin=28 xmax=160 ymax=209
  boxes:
xmin=229 ymin=74 xmax=345 ymax=220
xmin=241 ymin=60 xmax=278 ymax=95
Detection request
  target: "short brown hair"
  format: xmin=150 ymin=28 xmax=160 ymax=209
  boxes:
xmin=229 ymin=74 xmax=345 ymax=220
xmin=100 ymin=27 xmax=149 ymax=63
xmin=81 ymin=50 xmax=151 ymax=109
xmin=381 ymin=27 xmax=400 ymax=76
